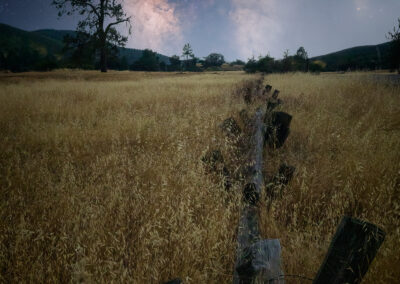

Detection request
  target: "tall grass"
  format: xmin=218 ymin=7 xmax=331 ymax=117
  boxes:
xmin=0 ymin=71 xmax=399 ymax=283
xmin=260 ymin=73 xmax=400 ymax=283
xmin=0 ymin=71 xmax=252 ymax=283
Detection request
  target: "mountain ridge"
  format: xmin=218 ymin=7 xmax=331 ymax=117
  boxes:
xmin=0 ymin=23 xmax=170 ymax=68
xmin=310 ymin=42 xmax=392 ymax=71
xmin=0 ymin=22 xmax=393 ymax=71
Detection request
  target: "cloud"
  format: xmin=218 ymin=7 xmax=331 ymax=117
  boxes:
xmin=229 ymin=0 xmax=281 ymax=59
xmin=354 ymin=0 xmax=369 ymax=9
xmin=124 ymin=0 xmax=183 ymax=55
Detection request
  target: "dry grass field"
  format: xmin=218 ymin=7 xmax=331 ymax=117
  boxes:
xmin=0 ymin=70 xmax=399 ymax=283
xmin=260 ymin=72 xmax=400 ymax=283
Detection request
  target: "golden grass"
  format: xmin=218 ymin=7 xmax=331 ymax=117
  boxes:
xmin=0 ymin=71 xmax=399 ymax=283
xmin=0 ymin=71 xmax=253 ymax=283
xmin=260 ymin=72 xmax=400 ymax=283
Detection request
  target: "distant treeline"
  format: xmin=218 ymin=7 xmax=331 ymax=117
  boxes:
xmin=0 ymin=22 xmax=398 ymax=73
xmin=0 ymin=23 xmax=238 ymax=72
xmin=244 ymin=44 xmax=396 ymax=74
xmin=1 ymin=42 xmax=395 ymax=73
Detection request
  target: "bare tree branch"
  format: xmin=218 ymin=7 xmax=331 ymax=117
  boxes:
xmin=105 ymin=17 xmax=131 ymax=34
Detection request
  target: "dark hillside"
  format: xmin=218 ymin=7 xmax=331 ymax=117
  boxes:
xmin=0 ymin=23 xmax=64 ymax=57
xmin=33 ymin=29 xmax=76 ymax=43
xmin=0 ymin=23 xmax=170 ymax=71
xmin=311 ymin=42 xmax=392 ymax=71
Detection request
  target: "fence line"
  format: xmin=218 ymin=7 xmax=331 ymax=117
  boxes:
xmin=165 ymin=76 xmax=385 ymax=284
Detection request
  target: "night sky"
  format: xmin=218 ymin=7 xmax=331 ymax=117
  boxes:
xmin=0 ymin=0 xmax=399 ymax=61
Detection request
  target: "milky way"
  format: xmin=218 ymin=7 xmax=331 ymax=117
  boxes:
xmin=1 ymin=0 xmax=399 ymax=60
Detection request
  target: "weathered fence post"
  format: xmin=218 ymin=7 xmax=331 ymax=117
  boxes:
xmin=234 ymin=107 xmax=284 ymax=284
xmin=313 ymin=216 xmax=385 ymax=284
xmin=272 ymin=90 xmax=280 ymax=99
xmin=243 ymin=108 xmax=267 ymax=205
xmin=264 ymin=85 xmax=272 ymax=94
xmin=264 ymin=112 xmax=292 ymax=149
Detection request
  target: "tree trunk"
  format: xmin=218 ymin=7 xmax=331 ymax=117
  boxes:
xmin=99 ymin=1 xmax=107 ymax=73
xmin=100 ymin=45 xmax=107 ymax=73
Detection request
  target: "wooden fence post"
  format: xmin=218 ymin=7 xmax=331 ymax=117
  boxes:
xmin=243 ymin=108 xmax=267 ymax=205
xmin=234 ymin=107 xmax=284 ymax=284
xmin=313 ymin=216 xmax=385 ymax=284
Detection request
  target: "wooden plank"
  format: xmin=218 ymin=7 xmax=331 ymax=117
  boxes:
xmin=313 ymin=216 xmax=385 ymax=284
xmin=233 ymin=206 xmax=261 ymax=283
xmin=272 ymin=90 xmax=280 ymax=99
xmin=235 ymin=238 xmax=284 ymax=284
xmin=234 ymin=205 xmax=284 ymax=283
xmin=264 ymin=112 xmax=292 ymax=148
xmin=243 ymin=108 xmax=266 ymax=205
xmin=234 ymin=107 xmax=284 ymax=283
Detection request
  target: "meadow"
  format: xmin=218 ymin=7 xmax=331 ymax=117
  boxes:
xmin=0 ymin=70 xmax=399 ymax=283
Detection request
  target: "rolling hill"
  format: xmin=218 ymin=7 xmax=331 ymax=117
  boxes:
xmin=310 ymin=42 xmax=392 ymax=71
xmin=32 ymin=28 xmax=171 ymax=65
xmin=0 ymin=23 xmax=170 ymax=71
xmin=0 ymin=23 xmax=65 ymax=58
xmin=0 ymin=22 xmax=394 ymax=72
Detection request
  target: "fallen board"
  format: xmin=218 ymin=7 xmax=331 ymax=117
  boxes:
xmin=313 ymin=216 xmax=385 ymax=284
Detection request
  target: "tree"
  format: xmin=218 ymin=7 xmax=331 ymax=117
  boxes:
xmin=230 ymin=59 xmax=245 ymax=66
xmin=130 ymin=49 xmax=160 ymax=71
xmin=182 ymin=43 xmax=194 ymax=70
xmin=182 ymin=43 xmax=194 ymax=61
xmin=244 ymin=57 xmax=258 ymax=73
xmin=63 ymin=31 xmax=97 ymax=69
xmin=282 ymin=49 xmax=292 ymax=72
xmin=309 ymin=60 xmax=326 ymax=73
xmin=296 ymin=47 xmax=308 ymax=61
xmin=204 ymin=53 xmax=225 ymax=68
xmin=387 ymin=18 xmax=400 ymax=73
xmin=52 ymin=0 xmax=132 ymax=72
xmin=257 ymin=55 xmax=275 ymax=73
xmin=169 ymin=55 xmax=181 ymax=71
xmin=294 ymin=47 xmax=308 ymax=72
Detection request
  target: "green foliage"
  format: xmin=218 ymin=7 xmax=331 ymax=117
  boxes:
xmin=203 ymin=53 xmax=225 ymax=68
xmin=52 ymin=0 xmax=131 ymax=72
xmin=293 ymin=47 xmax=308 ymax=71
xmin=309 ymin=60 xmax=326 ymax=73
xmin=182 ymin=43 xmax=195 ymax=71
xmin=296 ymin=47 xmax=308 ymax=60
xmin=244 ymin=42 xmax=394 ymax=73
xmin=185 ymin=57 xmax=202 ymax=72
xmin=387 ymin=18 xmax=400 ymax=72
xmin=0 ymin=23 xmax=171 ymax=72
xmin=169 ymin=55 xmax=181 ymax=71
xmin=0 ymin=24 xmax=61 ymax=72
xmin=257 ymin=55 xmax=275 ymax=73
xmin=35 ymin=54 xmax=60 ymax=71
xmin=230 ymin=59 xmax=245 ymax=66
xmin=244 ymin=57 xmax=258 ymax=73
xmin=63 ymin=31 xmax=96 ymax=68
xmin=130 ymin=49 xmax=160 ymax=71
xmin=281 ymin=49 xmax=292 ymax=72
xmin=311 ymin=42 xmax=392 ymax=71
xmin=182 ymin=43 xmax=194 ymax=60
